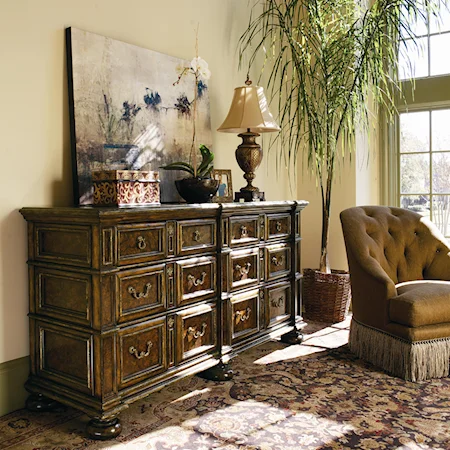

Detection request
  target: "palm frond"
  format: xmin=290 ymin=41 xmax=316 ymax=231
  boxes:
xmin=239 ymin=0 xmax=449 ymax=271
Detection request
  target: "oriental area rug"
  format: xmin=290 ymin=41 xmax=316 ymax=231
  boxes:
xmin=2 ymin=317 xmax=450 ymax=450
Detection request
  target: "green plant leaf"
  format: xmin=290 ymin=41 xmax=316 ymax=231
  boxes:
xmin=239 ymin=0 xmax=448 ymax=272
xmin=197 ymin=144 xmax=214 ymax=177
xmin=160 ymin=162 xmax=195 ymax=176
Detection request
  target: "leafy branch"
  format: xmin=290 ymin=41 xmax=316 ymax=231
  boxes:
xmin=239 ymin=0 xmax=448 ymax=272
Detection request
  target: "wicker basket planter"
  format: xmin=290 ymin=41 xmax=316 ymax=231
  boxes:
xmin=302 ymin=268 xmax=351 ymax=323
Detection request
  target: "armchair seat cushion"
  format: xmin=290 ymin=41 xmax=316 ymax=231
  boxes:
xmin=389 ymin=280 xmax=450 ymax=327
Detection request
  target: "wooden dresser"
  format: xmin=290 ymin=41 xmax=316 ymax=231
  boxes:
xmin=20 ymin=200 xmax=307 ymax=439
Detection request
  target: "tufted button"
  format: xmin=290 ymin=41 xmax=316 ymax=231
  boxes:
xmin=436 ymin=248 xmax=441 ymax=253
xmin=414 ymin=231 xmax=418 ymax=236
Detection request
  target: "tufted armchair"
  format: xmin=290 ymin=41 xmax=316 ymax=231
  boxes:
xmin=340 ymin=205 xmax=450 ymax=381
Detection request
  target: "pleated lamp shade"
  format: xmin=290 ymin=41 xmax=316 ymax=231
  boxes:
xmin=217 ymin=85 xmax=280 ymax=133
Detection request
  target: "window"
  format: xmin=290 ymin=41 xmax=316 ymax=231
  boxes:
xmin=388 ymin=5 xmax=450 ymax=239
xmin=399 ymin=109 xmax=450 ymax=237
xmin=399 ymin=7 xmax=450 ymax=79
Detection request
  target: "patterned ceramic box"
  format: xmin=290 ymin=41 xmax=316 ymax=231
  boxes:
xmin=92 ymin=170 xmax=160 ymax=207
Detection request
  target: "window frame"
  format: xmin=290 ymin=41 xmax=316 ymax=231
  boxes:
xmin=384 ymin=76 xmax=450 ymax=210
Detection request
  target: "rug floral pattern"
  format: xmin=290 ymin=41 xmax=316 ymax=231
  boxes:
xmin=1 ymin=320 xmax=450 ymax=449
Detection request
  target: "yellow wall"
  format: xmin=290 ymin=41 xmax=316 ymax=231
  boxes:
xmin=297 ymin=127 xmax=380 ymax=272
xmin=0 ymin=0 xmax=294 ymax=364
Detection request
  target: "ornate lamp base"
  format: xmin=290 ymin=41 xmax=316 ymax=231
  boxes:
xmin=234 ymin=131 xmax=264 ymax=202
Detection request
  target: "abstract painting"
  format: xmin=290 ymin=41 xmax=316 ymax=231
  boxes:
xmin=66 ymin=27 xmax=213 ymax=204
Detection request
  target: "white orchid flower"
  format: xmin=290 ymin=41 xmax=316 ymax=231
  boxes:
xmin=190 ymin=57 xmax=211 ymax=80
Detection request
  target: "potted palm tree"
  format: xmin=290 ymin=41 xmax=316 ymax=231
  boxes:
xmin=239 ymin=0 xmax=447 ymax=321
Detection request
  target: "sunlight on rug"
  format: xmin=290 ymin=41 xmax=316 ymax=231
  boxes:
xmin=2 ymin=316 xmax=450 ymax=449
xmin=254 ymin=317 xmax=351 ymax=365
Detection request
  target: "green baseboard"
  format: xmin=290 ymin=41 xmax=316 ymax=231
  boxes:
xmin=0 ymin=356 xmax=29 ymax=416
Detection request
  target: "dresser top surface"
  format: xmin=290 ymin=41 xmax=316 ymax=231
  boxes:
xmin=20 ymin=200 xmax=309 ymax=222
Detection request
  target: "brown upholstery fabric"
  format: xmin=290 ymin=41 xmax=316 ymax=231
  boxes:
xmin=340 ymin=206 xmax=450 ymax=335
xmin=390 ymin=281 xmax=450 ymax=327
xmin=384 ymin=319 xmax=450 ymax=341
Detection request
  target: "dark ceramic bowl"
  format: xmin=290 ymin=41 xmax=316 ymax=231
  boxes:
xmin=175 ymin=177 xmax=219 ymax=203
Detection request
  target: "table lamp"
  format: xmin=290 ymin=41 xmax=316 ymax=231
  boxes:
xmin=217 ymin=78 xmax=280 ymax=202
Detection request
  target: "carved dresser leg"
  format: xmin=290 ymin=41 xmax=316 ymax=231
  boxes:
xmin=198 ymin=361 xmax=234 ymax=381
xmin=26 ymin=393 xmax=61 ymax=412
xmin=86 ymin=417 xmax=122 ymax=440
xmin=280 ymin=328 xmax=303 ymax=345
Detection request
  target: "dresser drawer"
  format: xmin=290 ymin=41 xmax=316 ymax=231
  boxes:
xmin=229 ymin=247 xmax=259 ymax=291
xmin=266 ymin=244 xmax=291 ymax=280
xmin=228 ymin=289 xmax=260 ymax=343
xmin=117 ymin=264 xmax=166 ymax=323
xmin=265 ymin=281 xmax=291 ymax=327
xmin=118 ymin=317 xmax=167 ymax=389
xmin=175 ymin=303 xmax=217 ymax=364
xmin=267 ymin=213 xmax=291 ymax=240
xmin=177 ymin=219 xmax=216 ymax=255
xmin=230 ymin=216 xmax=259 ymax=247
xmin=176 ymin=256 xmax=216 ymax=306
xmin=117 ymin=223 xmax=166 ymax=265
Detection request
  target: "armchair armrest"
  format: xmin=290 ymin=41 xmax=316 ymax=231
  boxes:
xmin=347 ymin=247 xmax=397 ymax=330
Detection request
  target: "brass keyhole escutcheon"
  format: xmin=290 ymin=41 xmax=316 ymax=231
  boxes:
xmin=137 ymin=236 xmax=146 ymax=250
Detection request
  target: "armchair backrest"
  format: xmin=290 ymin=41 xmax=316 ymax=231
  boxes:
xmin=340 ymin=206 xmax=450 ymax=284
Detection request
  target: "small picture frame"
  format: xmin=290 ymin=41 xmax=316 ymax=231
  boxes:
xmin=212 ymin=169 xmax=233 ymax=202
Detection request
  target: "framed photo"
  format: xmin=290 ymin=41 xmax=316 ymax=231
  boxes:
xmin=212 ymin=169 xmax=233 ymax=202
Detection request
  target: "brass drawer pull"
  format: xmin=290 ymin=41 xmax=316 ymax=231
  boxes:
xmin=234 ymin=262 xmax=251 ymax=280
xmin=128 ymin=282 xmax=152 ymax=299
xmin=187 ymin=271 xmax=207 ymax=288
xmin=276 ymin=221 xmax=282 ymax=232
xmin=271 ymin=297 xmax=284 ymax=308
xmin=271 ymin=255 xmax=284 ymax=267
xmin=137 ymin=236 xmax=147 ymax=250
xmin=193 ymin=230 xmax=201 ymax=242
xmin=129 ymin=340 xmax=153 ymax=359
xmin=240 ymin=225 xmax=249 ymax=238
xmin=187 ymin=322 xmax=207 ymax=339
xmin=235 ymin=307 xmax=252 ymax=322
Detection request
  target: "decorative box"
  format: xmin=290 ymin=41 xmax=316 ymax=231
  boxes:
xmin=92 ymin=170 xmax=160 ymax=207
